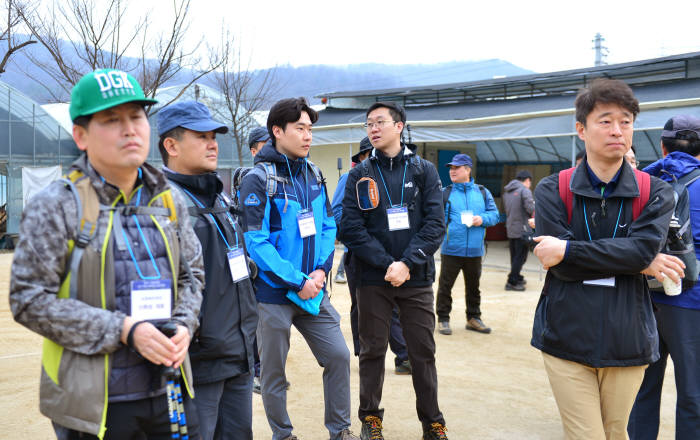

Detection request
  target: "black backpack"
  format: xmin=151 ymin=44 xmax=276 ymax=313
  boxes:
xmin=647 ymin=168 xmax=700 ymax=292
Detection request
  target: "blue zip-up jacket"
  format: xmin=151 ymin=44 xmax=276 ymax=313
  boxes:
xmin=644 ymin=151 xmax=700 ymax=311
xmin=441 ymin=180 xmax=500 ymax=257
xmin=239 ymin=142 xmax=336 ymax=304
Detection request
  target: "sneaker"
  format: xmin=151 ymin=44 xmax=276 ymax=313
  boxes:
xmin=423 ymin=422 xmax=448 ymax=439
xmin=337 ymin=429 xmax=360 ymax=440
xmin=253 ymin=376 xmax=261 ymax=394
xmin=334 ymin=273 xmax=347 ymax=284
xmin=394 ymin=359 xmax=412 ymax=375
xmin=360 ymin=415 xmax=384 ymax=440
xmin=466 ymin=317 xmax=492 ymax=334
xmin=505 ymin=282 xmax=526 ymax=291
xmin=437 ymin=321 xmax=452 ymax=335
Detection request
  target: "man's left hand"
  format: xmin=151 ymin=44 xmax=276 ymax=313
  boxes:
xmin=472 ymin=215 xmax=483 ymax=227
xmin=533 ymin=235 xmax=566 ymax=269
xmin=385 ymin=261 xmax=411 ymax=287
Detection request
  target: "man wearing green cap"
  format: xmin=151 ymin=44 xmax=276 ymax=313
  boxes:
xmin=9 ymin=69 xmax=205 ymax=439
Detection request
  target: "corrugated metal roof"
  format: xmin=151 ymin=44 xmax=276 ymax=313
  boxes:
xmin=317 ymin=51 xmax=700 ymax=108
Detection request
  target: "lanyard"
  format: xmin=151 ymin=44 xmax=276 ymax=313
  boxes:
xmin=583 ymin=199 xmax=624 ymax=241
xmin=180 ymin=187 xmax=239 ymax=250
xmin=121 ymin=186 xmax=162 ymax=280
xmin=284 ymin=156 xmax=310 ymax=210
xmin=374 ymin=160 xmax=408 ymax=207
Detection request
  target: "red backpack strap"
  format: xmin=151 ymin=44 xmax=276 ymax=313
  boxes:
xmin=632 ymin=169 xmax=651 ymax=221
xmin=558 ymin=167 xmax=576 ymax=223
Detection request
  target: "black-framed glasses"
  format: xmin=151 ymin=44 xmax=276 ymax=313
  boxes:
xmin=363 ymin=120 xmax=396 ymax=130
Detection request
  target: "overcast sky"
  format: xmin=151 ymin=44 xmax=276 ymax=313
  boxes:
xmin=149 ymin=0 xmax=700 ymax=75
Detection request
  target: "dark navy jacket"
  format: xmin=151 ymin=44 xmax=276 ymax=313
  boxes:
xmin=239 ymin=143 xmax=336 ymax=304
xmin=165 ymin=170 xmax=258 ymax=384
xmin=531 ymin=158 xmax=673 ymax=367
xmin=644 ymin=151 xmax=700 ymax=311
xmin=339 ymin=146 xmax=445 ymax=287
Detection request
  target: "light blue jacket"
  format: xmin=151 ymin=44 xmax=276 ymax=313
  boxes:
xmin=441 ymin=180 xmax=499 ymax=257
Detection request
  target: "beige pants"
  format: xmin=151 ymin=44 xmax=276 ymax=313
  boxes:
xmin=542 ymin=352 xmax=647 ymax=440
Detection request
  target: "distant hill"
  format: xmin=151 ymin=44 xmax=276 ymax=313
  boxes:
xmin=0 ymin=40 xmax=532 ymax=106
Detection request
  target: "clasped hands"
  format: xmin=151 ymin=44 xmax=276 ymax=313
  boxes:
xmin=298 ymin=269 xmax=326 ymax=300
xmin=385 ymin=261 xmax=410 ymax=287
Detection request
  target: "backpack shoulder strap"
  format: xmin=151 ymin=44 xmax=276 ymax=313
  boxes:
xmin=477 ymin=184 xmax=487 ymax=204
xmin=558 ymin=167 xmax=576 ymax=224
xmin=677 ymin=168 xmax=700 ymax=187
xmin=60 ymin=170 xmax=99 ymax=300
xmin=258 ymin=161 xmax=288 ymax=199
xmin=443 ymin=184 xmax=453 ymax=224
xmin=632 ymin=169 xmax=651 ymax=221
xmin=443 ymin=184 xmax=453 ymax=206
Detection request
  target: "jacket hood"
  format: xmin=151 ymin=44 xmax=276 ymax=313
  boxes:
xmin=643 ymin=151 xmax=700 ymax=182
xmin=504 ymin=179 xmax=523 ymax=192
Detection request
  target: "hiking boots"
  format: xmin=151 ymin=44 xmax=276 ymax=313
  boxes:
xmin=423 ymin=422 xmax=448 ymax=439
xmin=337 ymin=429 xmax=360 ymax=440
xmin=360 ymin=415 xmax=384 ymax=440
xmin=466 ymin=317 xmax=492 ymax=334
xmin=438 ymin=321 xmax=452 ymax=335
xmin=394 ymin=359 xmax=412 ymax=375
xmin=505 ymin=282 xmax=526 ymax=291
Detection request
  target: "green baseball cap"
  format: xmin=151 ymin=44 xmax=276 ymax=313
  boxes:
xmin=69 ymin=68 xmax=158 ymax=121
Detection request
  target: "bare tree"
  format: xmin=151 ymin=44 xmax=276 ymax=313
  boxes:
xmin=0 ymin=0 xmax=36 ymax=75
xmin=16 ymin=0 xmax=222 ymax=109
xmin=215 ymin=31 xmax=281 ymax=167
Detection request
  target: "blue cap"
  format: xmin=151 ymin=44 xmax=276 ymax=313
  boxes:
xmin=248 ymin=126 xmax=269 ymax=149
xmin=157 ymin=101 xmax=228 ymax=136
xmin=446 ymin=154 xmax=473 ymax=168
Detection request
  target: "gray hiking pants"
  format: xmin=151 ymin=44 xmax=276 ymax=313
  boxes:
xmin=257 ymin=294 xmax=352 ymax=440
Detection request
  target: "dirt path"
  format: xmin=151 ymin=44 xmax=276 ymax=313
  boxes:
xmin=0 ymin=248 xmax=678 ymax=439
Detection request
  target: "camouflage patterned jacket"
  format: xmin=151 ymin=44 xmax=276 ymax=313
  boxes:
xmin=9 ymin=154 xmax=204 ymax=437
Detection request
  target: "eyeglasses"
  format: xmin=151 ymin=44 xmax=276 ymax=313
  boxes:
xmin=363 ymin=120 xmax=396 ymax=130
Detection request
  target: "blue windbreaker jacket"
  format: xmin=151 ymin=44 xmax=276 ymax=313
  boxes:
xmin=441 ymin=180 xmax=500 ymax=257
xmin=239 ymin=143 xmax=336 ymax=304
xmin=643 ymin=151 xmax=700 ymax=311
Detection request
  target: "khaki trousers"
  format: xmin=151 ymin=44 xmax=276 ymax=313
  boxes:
xmin=542 ymin=352 xmax=646 ymax=440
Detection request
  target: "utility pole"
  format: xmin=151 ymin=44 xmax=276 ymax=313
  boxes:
xmin=593 ymin=33 xmax=609 ymax=66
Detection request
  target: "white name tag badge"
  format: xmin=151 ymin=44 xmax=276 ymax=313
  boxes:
xmin=130 ymin=279 xmax=172 ymax=321
xmin=461 ymin=210 xmax=474 ymax=227
xmin=583 ymin=277 xmax=616 ymax=287
xmin=387 ymin=206 xmax=410 ymax=231
xmin=297 ymin=210 xmax=316 ymax=238
xmin=228 ymin=248 xmax=250 ymax=282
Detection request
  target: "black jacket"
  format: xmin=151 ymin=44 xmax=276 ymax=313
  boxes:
xmin=165 ymin=170 xmax=258 ymax=384
xmin=531 ymin=160 xmax=673 ymax=367
xmin=339 ymin=145 xmax=445 ymax=287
